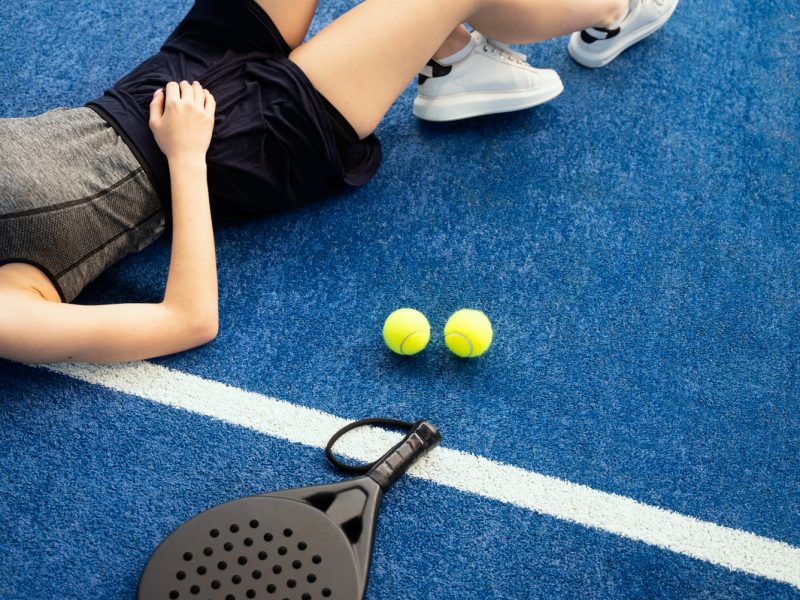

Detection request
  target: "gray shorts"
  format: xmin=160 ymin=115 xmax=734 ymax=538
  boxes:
xmin=0 ymin=107 xmax=164 ymax=302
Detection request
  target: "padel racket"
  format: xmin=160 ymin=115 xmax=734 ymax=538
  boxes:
xmin=138 ymin=418 xmax=440 ymax=600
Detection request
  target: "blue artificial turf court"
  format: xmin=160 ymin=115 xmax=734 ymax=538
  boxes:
xmin=1 ymin=0 xmax=799 ymax=598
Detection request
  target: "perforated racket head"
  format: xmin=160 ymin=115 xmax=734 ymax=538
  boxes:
xmin=137 ymin=496 xmax=359 ymax=600
xmin=139 ymin=421 xmax=441 ymax=600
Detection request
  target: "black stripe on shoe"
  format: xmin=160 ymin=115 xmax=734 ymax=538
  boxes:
xmin=580 ymin=26 xmax=621 ymax=44
xmin=418 ymin=59 xmax=453 ymax=85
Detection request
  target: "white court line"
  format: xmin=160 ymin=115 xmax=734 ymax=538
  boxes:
xmin=45 ymin=361 xmax=800 ymax=589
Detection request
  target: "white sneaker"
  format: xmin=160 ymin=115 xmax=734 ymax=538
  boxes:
xmin=413 ymin=32 xmax=563 ymax=122
xmin=568 ymin=0 xmax=679 ymax=68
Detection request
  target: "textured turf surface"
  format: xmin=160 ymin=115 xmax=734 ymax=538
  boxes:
xmin=1 ymin=0 xmax=799 ymax=598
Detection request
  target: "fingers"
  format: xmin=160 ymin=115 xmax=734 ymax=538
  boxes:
xmin=158 ymin=80 xmax=214 ymax=116
xmin=165 ymin=81 xmax=181 ymax=107
xmin=192 ymin=81 xmax=205 ymax=110
xmin=149 ymin=88 xmax=165 ymax=128
xmin=204 ymin=89 xmax=216 ymax=117
xmin=179 ymin=80 xmax=194 ymax=104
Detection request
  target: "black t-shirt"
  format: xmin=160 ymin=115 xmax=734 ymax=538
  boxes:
xmin=88 ymin=0 xmax=381 ymax=216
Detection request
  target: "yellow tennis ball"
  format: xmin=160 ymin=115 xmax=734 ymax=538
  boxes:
xmin=444 ymin=309 xmax=493 ymax=358
xmin=382 ymin=308 xmax=431 ymax=355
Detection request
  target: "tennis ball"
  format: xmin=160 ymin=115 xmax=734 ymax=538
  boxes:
xmin=382 ymin=308 xmax=431 ymax=355
xmin=444 ymin=309 xmax=493 ymax=358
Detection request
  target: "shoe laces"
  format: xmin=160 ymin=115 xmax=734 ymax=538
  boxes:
xmin=473 ymin=32 xmax=529 ymax=66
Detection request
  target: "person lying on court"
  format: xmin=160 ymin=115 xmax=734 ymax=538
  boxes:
xmin=0 ymin=0 xmax=678 ymax=364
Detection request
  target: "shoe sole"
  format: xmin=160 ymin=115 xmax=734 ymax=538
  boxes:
xmin=412 ymin=79 xmax=564 ymax=122
xmin=568 ymin=0 xmax=678 ymax=68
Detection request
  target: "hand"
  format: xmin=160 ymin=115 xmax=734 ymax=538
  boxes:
xmin=149 ymin=81 xmax=216 ymax=162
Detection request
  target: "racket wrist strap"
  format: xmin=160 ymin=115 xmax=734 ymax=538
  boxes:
xmin=325 ymin=418 xmax=414 ymax=474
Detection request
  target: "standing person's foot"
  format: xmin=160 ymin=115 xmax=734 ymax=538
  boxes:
xmin=568 ymin=0 xmax=679 ymax=68
xmin=413 ymin=32 xmax=563 ymax=122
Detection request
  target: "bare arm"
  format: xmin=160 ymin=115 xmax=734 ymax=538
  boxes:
xmin=0 ymin=81 xmax=219 ymax=364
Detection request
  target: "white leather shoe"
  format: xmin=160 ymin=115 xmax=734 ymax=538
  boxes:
xmin=413 ymin=32 xmax=564 ymax=122
xmin=568 ymin=0 xmax=679 ymax=68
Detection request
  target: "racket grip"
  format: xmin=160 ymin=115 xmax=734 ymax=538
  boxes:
xmin=367 ymin=421 xmax=441 ymax=490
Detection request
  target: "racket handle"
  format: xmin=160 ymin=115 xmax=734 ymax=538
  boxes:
xmin=367 ymin=421 xmax=441 ymax=490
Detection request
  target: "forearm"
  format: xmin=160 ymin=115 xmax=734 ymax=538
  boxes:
xmin=0 ymin=294 xmax=215 ymax=364
xmin=162 ymin=156 xmax=218 ymax=328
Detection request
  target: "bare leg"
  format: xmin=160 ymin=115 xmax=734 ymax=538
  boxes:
xmin=255 ymin=0 xmax=471 ymax=60
xmin=471 ymin=0 xmax=627 ymax=43
xmin=290 ymin=0 xmax=627 ymax=138
xmin=253 ymin=0 xmax=319 ymax=49
xmin=434 ymin=25 xmax=474 ymax=59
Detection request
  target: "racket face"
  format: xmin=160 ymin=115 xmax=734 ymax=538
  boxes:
xmin=138 ymin=496 xmax=360 ymax=600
